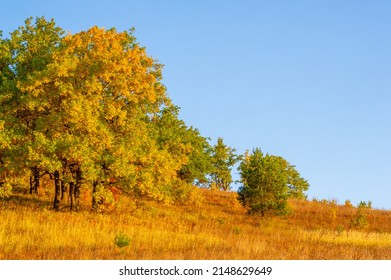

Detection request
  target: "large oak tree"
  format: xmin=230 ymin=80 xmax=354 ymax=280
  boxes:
xmin=0 ymin=17 xmax=211 ymax=210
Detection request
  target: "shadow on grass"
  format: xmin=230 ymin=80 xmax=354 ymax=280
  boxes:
xmin=1 ymin=186 xmax=52 ymax=210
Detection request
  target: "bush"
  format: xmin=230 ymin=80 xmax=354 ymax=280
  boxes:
xmin=237 ymin=148 xmax=309 ymax=216
xmin=351 ymin=202 xmax=370 ymax=229
xmin=114 ymin=232 xmax=131 ymax=249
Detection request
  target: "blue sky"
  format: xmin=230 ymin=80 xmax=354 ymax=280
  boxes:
xmin=3 ymin=1 xmax=391 ymax=209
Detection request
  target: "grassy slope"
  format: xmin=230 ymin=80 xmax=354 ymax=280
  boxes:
xmin=0 ymin=187 xmax=391 ymax=260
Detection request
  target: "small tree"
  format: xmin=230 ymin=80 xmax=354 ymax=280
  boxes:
xmin=351 ymin=201 xmax=371 ymax=229
xmin=237 ymin=148 xmax=309 ymax=216
xmin=209 ymin=138 xmax=240 ymax=191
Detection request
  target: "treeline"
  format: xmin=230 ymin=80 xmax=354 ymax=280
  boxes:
xmin=0 ymin=17 xmax=241 ymax=211
xmin=1 ymin=17 xmax=309 ymax=215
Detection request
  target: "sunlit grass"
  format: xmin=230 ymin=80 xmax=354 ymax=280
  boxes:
xmin=302 ymin=228 xmax=391 ymax=247
xmin=1 ymin=188 xmax=391 ymax=259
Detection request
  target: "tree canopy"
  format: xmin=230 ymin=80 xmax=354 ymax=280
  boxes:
xmin=209 ymin=138 xmax=240 ymax=191
xmin=238 ymin=148 xmax=309 ymax=216
xmin=0 ymin=17 xmax=214 ymax=209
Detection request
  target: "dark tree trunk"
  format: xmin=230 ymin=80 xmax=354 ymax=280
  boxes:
xmin=29 ymin=175 xmax=33 ymax=194
xmin=74 ymin=168 xmax=82 ymax=212
xmin=53 ymin=171 xmax=61 ymax=211
xmin=30 ymin=167 xmax=40 ymax=194
xmin=69 ymin=181 xmax=75 ymax=211
xmin=92 ymin=180 xmax=98 ymax=211
xmin=61 ymin=180 xmax=67 ymax=201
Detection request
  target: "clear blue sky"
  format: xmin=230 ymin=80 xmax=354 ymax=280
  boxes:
xmin=3 ymin=1 xmax=391 ymax=209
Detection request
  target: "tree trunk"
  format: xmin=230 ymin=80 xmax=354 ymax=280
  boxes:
xmin=69 ymin=181 xmax=75 ymax=211
xmin=29 ymin=175 xmax=33 ymax=194
xmin=74 ymin=168 xmax=82 ymax=212
xmin=92 ymin=181 xmax=98 ymax=211
xmin=30 ymin=167 xmax=40 ymax=194
xmin=53 ymin=171 xmax=61 ymax=211
xmin=61 ymin=179 xmax=67 ymax=201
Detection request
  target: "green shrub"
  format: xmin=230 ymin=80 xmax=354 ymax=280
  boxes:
xmin=238 ymin=148 xmax=309 ymax=216
xmin=344 ymin=200 xmax=353 ymax=207
xmin=114 ymin=232 xmax=131 ymax=249
xmin=351 ymin=202 xmax=370 ymax=229
xmin=232 ymin=226 xmax=241 ymax=235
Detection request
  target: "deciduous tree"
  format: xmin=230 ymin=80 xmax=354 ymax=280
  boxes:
xmin=238 ymin=148 xmax=309 ymax=216
xmin=151 ymin=106 xmax=213 ymax=186
xmin=209 ymin=138 xmax=239 ymax=191
xmin=0 ymin=17 xmax=64 ymax=198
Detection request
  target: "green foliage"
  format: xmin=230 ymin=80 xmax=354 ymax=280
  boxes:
xmin=209 ymin=138 xmax=240 ymax=191
xmin=1 ymin=17 xmax=68 ymax=201
xmin=237 ymin=148 xmax=309 ymax=216
xmin=232 ymin=226 xmax=241 ymax=235
xmin=358 ymin=200 xmax=372 ymax=209
xmin=344 ymin=200 xmax=353 ymax=207
xmin=114 ymin=232 xmax=131 ymax=248
xmin=151 ymin=106 xmax=213 ymax=186
xmin=92 ymin=185 xmax=116 ymax=212
xmin=351 ymin=202 xmax=370 ymax=229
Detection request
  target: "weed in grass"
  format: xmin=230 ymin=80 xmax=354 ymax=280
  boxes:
xmin=114 ymin=232 xmax=131 ymax=249
xmin=232 ymin=227 xmax=241 ymax=235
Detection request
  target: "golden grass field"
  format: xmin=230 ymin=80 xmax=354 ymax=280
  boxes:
xmin=0 ymin=186 xmax=391 ymax=260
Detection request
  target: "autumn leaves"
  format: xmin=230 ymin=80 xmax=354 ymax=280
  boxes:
xmin=0 ymin=17 xmax=210 ymax=210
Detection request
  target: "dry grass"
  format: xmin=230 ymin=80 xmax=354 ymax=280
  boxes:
xmin=0 ymin=187 xmax=391 ymax=259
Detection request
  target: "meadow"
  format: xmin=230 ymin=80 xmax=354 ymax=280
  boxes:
xmin=0 ymin=186 xmax=390 ymax=260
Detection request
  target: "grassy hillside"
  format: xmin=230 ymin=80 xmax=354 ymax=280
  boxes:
xmin=0 ymin=187 xmax=390 ymax=259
